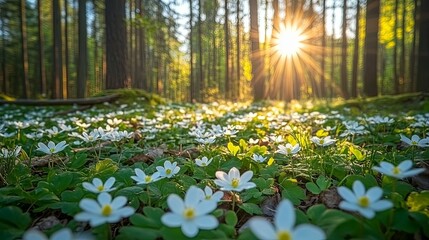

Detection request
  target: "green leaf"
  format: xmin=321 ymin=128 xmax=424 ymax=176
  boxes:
xmin=50 ymin=172 xmax=74 ymax=195
xmin=117 ymin=226 xmax=160 ymax=240
xmin=306 ymin=204 xmax=327 ymax=223
xmin=115 ymin=186 xmax=145 ymax=198
xmin=406 ymin=191 xmax=429 ymax=215
xmin=225 ymin=210 xmax=238 ymax=226
xmin=0 ymin=206 xmax=31 ymax=229
xmin=345 ymin=174 xmax=378 ymax=189
xmin=92 ymin=159 xmax=119 ymax=175
xmin=227 ymin=142 xmax=240 ymax=156
xmin=315 ymin=175 xmax=331 ymax=190
xmin=281 ymin=180 xmax=306 ymax=205
xmin=392 ymin=208 xmax=419 ymax=233
xmin=305 ymin=182 xmax=321 ymax=194
xmin=239 ymin=139 xmax=248 ymax=151
xmin=68 ymin=153 xmax=88 ymax=169
xmin=349 ymin=146 xmax=364 ymax=161
xmin=0 ymin=206 xmax=31 ymax=239
xmin=239 ymin=203 xmax=263 ymax=215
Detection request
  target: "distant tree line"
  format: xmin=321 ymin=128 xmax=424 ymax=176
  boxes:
xmin=0 ymin=0 xmax=428 ymax=102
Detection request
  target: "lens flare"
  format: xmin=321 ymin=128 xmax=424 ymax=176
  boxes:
xmin=275 ymin=28 xmax=304 ymax=56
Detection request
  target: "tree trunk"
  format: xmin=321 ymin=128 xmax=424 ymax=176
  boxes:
xmin=321 ymin=0 xmax=326 ymax=98
xmin=416 ymin=0 xmax=429 ymax=92
xmin=77 ymin=0 xmax=87 ymax=98
xmin=20 ymin=0 xmax=30 ymax=98
xmin=63 ymin=0 xmax=69 ymax=98
xmin=236 ymin=0 xmax=241 ymax=100
xmin=224 ymin=0 xmax=230 ymax=100
xmin=249 ymin=0 xmax=264 ymax=100
xmin=105 ymin=0 xmax=128 ymax=89
xmin=400 ymin=0 xmax=406 ymax=92
xmin=341 ymin=0 xmax=348 ymax=99
xmin=198 ymin=0 xmax=204 ymax=101
xmin=410 ymin=0 xmax=418 ymax=92
xmin=351 ymin=0 xmax=360 ymax=98
xmin=37 ymin=0 xmax=47 ymax=97
xmin=394 ymin=0 xmax=399 ymax=94
xmin=363 ymin=0 xmax=381 ymax=97
xmin=189 ymin=0 xmax=195 ymax=102
xmin=330 ymin=0 xmax=336 ymax=98
xmin=53 ymin=0 xmax=63 ymax=98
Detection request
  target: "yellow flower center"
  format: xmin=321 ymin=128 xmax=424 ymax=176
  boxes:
xmin=319 ymin=139 xmax=324 ymax=145
xmin=205 ymin=195 xmax=212 ymax=200
xmin=166 ymin=169 xmax=172 ymax=175
xmin=393 ymin=167 xmax=401 ymax=175
xmin=97 ymin=185 xmax=104 ymax=192
xmin=411 ymin=141 xmax=417 ymax=145
xmin=201 ymin=162 xmax=206 ymax=166
xmin=183 ymin=208 xmax=195 ymax=220
xmin=50 ymin=148 xmax=55 ymax=153
xmin=101 ymin=204 xmax=112 ymax=216
xmin=287 ymin=148 xmax=291 ymax=154
xmin=277 ymin=230 xmax=291 ymax=240
xmin=145 ymin=175 xmax=152 ymax=182
xmin=231 ymin=178 xmax=240 ymax=188
xmin=358 ymin=196 xmax=370 ymax=207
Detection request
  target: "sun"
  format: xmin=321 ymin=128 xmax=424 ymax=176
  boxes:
xmin=275 ymin=28 xmax=304 ymax=56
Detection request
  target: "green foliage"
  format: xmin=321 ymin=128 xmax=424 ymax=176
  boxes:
xmin=0 ymin=206 xmax=31 ymax=239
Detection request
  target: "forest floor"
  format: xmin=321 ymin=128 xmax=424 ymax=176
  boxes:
xmin=0 ymin=90 xmax=428 ymax=240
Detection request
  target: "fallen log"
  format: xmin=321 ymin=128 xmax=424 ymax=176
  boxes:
xmin=0 ymin=94 xmax=120 ymax=106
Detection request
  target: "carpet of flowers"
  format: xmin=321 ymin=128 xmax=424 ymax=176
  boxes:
xmin=0 ymin=99 xmax=428 ymax=240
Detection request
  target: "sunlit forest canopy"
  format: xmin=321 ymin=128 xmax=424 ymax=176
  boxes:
xmin=0 ymin=0 xmax=428 ymax=102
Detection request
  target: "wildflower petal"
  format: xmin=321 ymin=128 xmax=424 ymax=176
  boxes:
xmin=195 ymin=200 xmax=217 ymax=216
xmin=82 ymin=182 xmax=98 ymax=193
xmin=228 ymin=167 xmax=240 ymax=179
xmin=104 ymin=177 xmax=116 ymax=189
xmin=275 ymin=200 xmax=294 ymax=231
xmin=97 ymin=192 xmax=112 ymax=206
xmin=397 ymin=160 xmax=412 ymax=171
xmin=240 ymin=171 xmax=254 ymax=183
xmin=337 ymin=187 xmax=357 ymax=203
xmin=339 ymin=201 xmax=361 ymax=212
xmin=79 ymin=199 xmax=101 ymax=214
xmin=357 ymin=208 xmax=375 ymax=219
xmin=248 ymin=217 xmax=277 ymax=240
xmin=352 ymin=181 xmax=365 ymax=196
xmin=111 ymin=196 xmax=127 ymax=210
xmin=400 ymin=168 xmax=425 ymax=178
xmin=181 ymin=220 xmax=199 ymax=237
xmin=92 ymin=178 xmax=103 ymax=187
xmin=195 ymin=215 xmax=218 ymax=229
xmin=370 ymin=200 xmax=393 ymax=211
xmin=167 ymin=194 xmax=185 ymax=215
xmin=185 ymin=186 xmax=203 ymax=207
xmin=366 ymin=187 xmax=383 ymax=202
xmin=292 ymin=224 xmax=326 ymax=240
xmin=50 ymin=228 xmax=73 ymax=240
xmin=23 ymin=229 xmax=48 ymax=240
xmin=215 ymin=171 xmax=228 ymax=182
xmin=161 ymin=213 xmax=183 ymax=227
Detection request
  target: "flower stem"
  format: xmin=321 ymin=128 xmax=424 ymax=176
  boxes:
xmin=231 ymin=192 xmax=236 ymax=211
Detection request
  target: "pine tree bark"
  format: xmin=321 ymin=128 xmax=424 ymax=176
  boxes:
xmin=250 ymin=0 xmax=265 ymax=100
xmin=105 ymin=0 xmax=128 ymax=89
xmin=20 ymin=0 xmax=30 ymax=98
xmin=351 ymin=0 xmax=360 ymax=98
xmin=53 ymin=0 xmax=63 ymax=98
xmin=363 ymin=0 xmax=381 ymax=97
xmin=416 ymin=0 xmax=429 ymax=92
xmin=77 ymin=0 xmax=87 ymax=98
xmin=341 ymin=0 xmax=348 ymax=99
xmin=37 ymin=0 xmax=46 ymax=97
